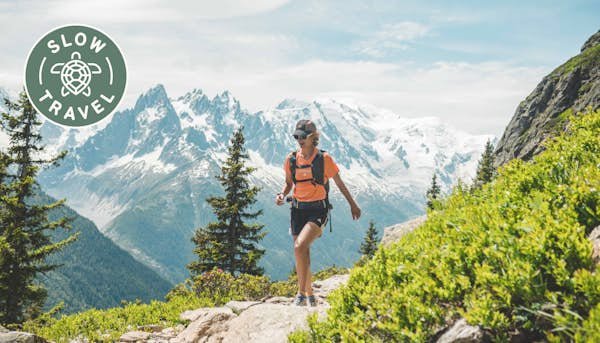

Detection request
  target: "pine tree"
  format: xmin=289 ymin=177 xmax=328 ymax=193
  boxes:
xmin=0 ymin=91 xmax=78 ymax=325
xmin=473 ymin=139 xmax=496 ymax=188
xmin=359 ymin=220 xmax=379 ymax=259
xmin=426 ymin=173 xmax=441 ymax=210
xmin=187 ymin=127 xmax=265 ymax=276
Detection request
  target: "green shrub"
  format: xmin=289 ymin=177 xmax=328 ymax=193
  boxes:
xmin=293 ymin=109 xmax=600 ymax=342
xmin=23 ymin=294 xmax=215 ymax=342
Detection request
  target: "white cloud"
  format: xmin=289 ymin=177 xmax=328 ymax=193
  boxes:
xmin=0 ymin=1 xmax=550 ymax=137
xmin=2 ymin=0 xmax=291 ymax=23
xmin=356 ymin=21 xmax=430 ymax=57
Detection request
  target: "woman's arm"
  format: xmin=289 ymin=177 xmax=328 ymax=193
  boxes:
xmin=332 ymin=173 xmax=361 ymax=220
xmin=275 ymin=172 xmax=293 ymax=205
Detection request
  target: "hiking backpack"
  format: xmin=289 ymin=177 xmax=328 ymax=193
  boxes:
xmin=289 ymin=149 xmax=334 ymax=232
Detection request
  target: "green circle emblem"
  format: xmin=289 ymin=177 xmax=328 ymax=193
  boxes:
xmin=25 ymin=25 xmax=127 ymax=127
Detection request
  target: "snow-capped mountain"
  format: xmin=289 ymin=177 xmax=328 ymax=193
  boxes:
xmin=29 ymin=84 xmax=492 ymax=282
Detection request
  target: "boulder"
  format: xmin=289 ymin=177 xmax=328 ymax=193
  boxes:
xmin=381 ymin=215 xmax=427 ymax=246
xmin=436 ymin=319 xmax=485 ymax=343
xmin=172 ymin=307 xmax=235 ymax=343
xmin=312 ymin=274 xmax=349 ymax=297
xmin=0 ymin=331 xmax=47 ymax=343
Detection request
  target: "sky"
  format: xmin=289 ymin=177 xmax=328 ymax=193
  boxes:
xmin=0 ymin=0 xmax=598 ymax=136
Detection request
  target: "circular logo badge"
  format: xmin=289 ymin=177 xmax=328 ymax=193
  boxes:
xmin=25 ymin=25 xmax=127 ymax=127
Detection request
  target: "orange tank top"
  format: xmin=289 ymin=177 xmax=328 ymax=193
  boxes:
xmin=284 ymin=149 xmax=340 ymax=202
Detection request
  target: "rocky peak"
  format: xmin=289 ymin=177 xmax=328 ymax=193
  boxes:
xmin=133 ymin=84 xmax=170 ymax=113
xmin=581 ymin=29 xmax=600 ymax=52
xmin=275 ymin=98 xmax=312 ymax=110
xmin=494 ymin=29 xmax=600 ymax=167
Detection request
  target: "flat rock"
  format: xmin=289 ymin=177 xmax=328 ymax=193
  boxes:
xmin=436 ymin=318 xmax=485 ymax=343
xmin=217 ymin=303 xmax=327 ymax=342
xmin=119 ymin=330 xmax=151 ymax=342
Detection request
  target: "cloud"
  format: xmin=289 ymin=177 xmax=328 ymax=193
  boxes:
xmin=2 ymin=0 xmax=291 ymax=23
xmin=356 ymin=21 xmax=430 ymax=57
xmin=0 ymin=1 xmax=554 ymax=137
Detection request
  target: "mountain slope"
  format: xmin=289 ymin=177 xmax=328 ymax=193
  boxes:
xmin=494 ymin=29 xmax=600 ymax=166
xmin=31 ymin=188 xmax=173 ymax=314
xmin=34 ymin=85 xmax=492 ymax=282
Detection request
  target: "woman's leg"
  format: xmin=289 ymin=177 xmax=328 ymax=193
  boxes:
xmin=294 ymin=222 xmax=322 ymax=296
xmin=292 ymin=234 xmax=306 ymax=295
xmin=305 ymin=247 xmax=312 ymax=296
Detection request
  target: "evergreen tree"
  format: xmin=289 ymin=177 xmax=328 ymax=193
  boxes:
xmin=187 ymin=127 xmax=265 ymax=276
xmin=426 ymin=173 xmax=441 ymax=210
xmin=473 ymin=139 xmax=496 ymax=188
xmin=0 ymin=92 xmax=78 ymax=325
xmin=359 ymin=220 xmax=379 ymax=259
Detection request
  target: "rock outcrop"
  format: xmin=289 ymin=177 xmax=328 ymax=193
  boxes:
xmin=436 ymin=319 xmax=486 ymax=343
xmin=0 ymin=329 xmax=47 ymax=343
xmin=381 ymin=215 xmax=427 ymax=246
xmin=118 ymin=274 xmax=349 ymax=343
xmin=494 ymin=29 xmax=600 ymax=167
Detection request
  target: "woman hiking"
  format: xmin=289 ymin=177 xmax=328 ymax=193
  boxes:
xmin=275 ymin=119 xmax=361 ymax=306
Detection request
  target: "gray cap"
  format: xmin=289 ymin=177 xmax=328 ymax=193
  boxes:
xmin=293 ymin=119 xmax=317 ymax=137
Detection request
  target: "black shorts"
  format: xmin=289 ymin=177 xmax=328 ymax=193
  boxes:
xmin=290 ymin=207 xmax=329 ymax=236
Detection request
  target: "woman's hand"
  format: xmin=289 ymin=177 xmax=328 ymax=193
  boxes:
xmin=275 ymin=193 xmax=285 ymax=206
xmin=350 ymin=203 xmax=361 ymax=220
xmin=332 ymin=174 xmax=362 ymax=220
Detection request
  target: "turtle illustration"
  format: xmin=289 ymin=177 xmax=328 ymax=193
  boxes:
xmin=50 ymin=51 xmax=101 ymax=97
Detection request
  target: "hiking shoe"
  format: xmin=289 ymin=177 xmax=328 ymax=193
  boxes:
xmin=307 ymin=295 xmax=317 ymax=307
xmin=294 ymin=294 xmax=307 ymax=306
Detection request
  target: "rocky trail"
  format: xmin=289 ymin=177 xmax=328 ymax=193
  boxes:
xmin=117 ymin=274 xmax=349 ymax=343
xmin=0 ymin=274 xmax=349 ymax=343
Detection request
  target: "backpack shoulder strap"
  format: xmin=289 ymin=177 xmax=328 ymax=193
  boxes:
xmin=312 ymin=150 xmax=326 ymax=186
xmin=289 ymin=151 xmax=298 ymax=184
xmin=316 ymin=150 xmax=329 ymax=206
